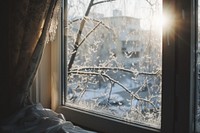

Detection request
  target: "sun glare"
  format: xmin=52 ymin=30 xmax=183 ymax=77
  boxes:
xmin=161 ymin=14 xmax=170 ymax=29
xmin=153 ymin=13 xmax=171 ymax=31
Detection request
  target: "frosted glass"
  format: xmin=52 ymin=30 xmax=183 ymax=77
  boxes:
xmin=65 ymin=0 xmax=162 ymax=128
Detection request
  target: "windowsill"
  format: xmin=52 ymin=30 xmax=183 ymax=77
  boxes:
xmin=57 ymin=105 xmax=160 ymax=133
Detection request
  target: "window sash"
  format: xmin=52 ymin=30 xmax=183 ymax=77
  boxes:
xmin=57 ymin=0 xmax=197 ymax=133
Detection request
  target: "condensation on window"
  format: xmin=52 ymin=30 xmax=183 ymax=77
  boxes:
xmin=65 ymin=0 xmax=162 ymax=129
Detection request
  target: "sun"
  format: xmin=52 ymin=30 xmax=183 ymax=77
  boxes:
xmin=161 ymin=14 xmax=170 ymax=28
xmin=153 ymin=13 xmax=170 ymax=30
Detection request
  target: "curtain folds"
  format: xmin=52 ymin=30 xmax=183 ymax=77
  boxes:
xmin=7 ymin=0 xmax=60 ymax=118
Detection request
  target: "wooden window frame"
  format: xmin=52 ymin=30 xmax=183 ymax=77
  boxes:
xmin=56 ymin=0 xmax=197 ymax=133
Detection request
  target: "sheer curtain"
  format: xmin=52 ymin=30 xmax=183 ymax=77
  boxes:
xmin=0 ymin=1 xmax=97 ymax=132
xmin=7 ymin=0 xmax=60 ymax=118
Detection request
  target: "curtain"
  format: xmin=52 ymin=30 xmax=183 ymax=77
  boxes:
xmin=6 ymin=0 xmax=60 ymax=119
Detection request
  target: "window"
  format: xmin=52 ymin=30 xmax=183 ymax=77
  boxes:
xmin=66 ymin=0 xmax=161 ymax=129
xmin=121 ymin=41 xmax=140 ymax=58
xmin=57 ymin=0 xmax=196 ymax=133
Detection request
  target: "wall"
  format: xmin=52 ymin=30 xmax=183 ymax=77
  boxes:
xmin=30 ymin=17 xmax=61 ymax=110
xmin=51 ymin=20 xmax=61 ymax=110
xmin=30 ymin=43 xmax=51 ymax=108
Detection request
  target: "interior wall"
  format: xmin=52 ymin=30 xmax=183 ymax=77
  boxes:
xmin=51 ymin=19 xmax=61 ymax=111
xmin=30 ymin=43 xmax=51 ymax=108
xmin=38 ymin=44 xmax=52 ymax=108
xmin=30 ymin=17 xmax=61 ymax=110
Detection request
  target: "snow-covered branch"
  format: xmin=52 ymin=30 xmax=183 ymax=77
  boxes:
xmin=92 ymin=0 xmax=116 ymax=6
xmin=69 ymin=70 xmax=160 ymax=112
xmin=79 ymin=21 xmax=102 ymax=46
xmin=70 ymin=66 xmax=161 ymax=76
xmin=67 ymin=18 xmax=83 ymax=26
xmin=85 ymin=17 xmax=112 ymax=30
xmin=67 ymin=17 xmax=112 ymax=31
xmin=68 ymin=0 xmax=117 ymax=72
xmin=68 ymin=0 xmax=95 ymax=72
xmin=146 ymin=0 xmax=153 ymax=6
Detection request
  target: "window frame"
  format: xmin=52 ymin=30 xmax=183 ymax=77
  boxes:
xmin=56 ymin=0 xmax=197 ymax=133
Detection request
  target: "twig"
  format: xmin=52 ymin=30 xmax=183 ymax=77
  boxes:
xmin=68 ymin=0 xmax=94 ymax=72
xmin=67 ymin=17 xmax=112 ymax=30
xmin=78 ymin=88 xmax=87 ymax=103
xmin=92 ymin=0 xmax=116 ymax=6
xmin=106 ymin=82 xmax=114 ymax=106
xmin=78 ymin=21 xmax=102 ymax=46
xmin=67 ymin=18 xmax=83 ymax=26
xmin=135 ymin=82 xmax=147 ymax=94
xmin=146 ymin=0 xmax=153 ymax=6
xmin=85 ymin=17 xmax=112 ymax=30
xmin=70 ymin=66 xmax=161 ymax=76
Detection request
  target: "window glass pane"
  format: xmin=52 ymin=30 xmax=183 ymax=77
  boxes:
xmin=65 ymin=0 xmax=162 ymax=128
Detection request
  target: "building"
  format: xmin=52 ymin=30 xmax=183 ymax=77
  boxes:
xmin=68 ymin=10 xmax=161 ymax=71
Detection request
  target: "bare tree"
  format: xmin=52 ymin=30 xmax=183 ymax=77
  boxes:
xmin=68 ymin=0 xmax=118 ymax=71
xmin=66 ymin=0 xmax=162 ymax=128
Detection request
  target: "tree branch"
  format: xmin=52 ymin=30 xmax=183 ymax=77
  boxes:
xmin=68 ymin=17 xmax=112 ymax=31
xmin=68 ymin=0 xmax=158 ymax=72
xmin=78 ymin=21 xmax=102 ymax=46
xmin=70 ymin=66 xmax=161 ymax=76
xmin=68 ymin=0 xmax=94 ymax=72
xmin=92 ymin=0 xmax=116 ymax=6
xmin=145 ymin=0 xmax=158 ymax=7
xmin=86 ymin=17 xmax=112 ymax=30
xmin=67 ymin=18 xmax=83 ymax=26
xmin=69 ymin=70 xmax=159 ymax=112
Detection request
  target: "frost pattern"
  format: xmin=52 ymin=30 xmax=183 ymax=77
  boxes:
xmin=66 ymin=0 xmax=162 ymax=129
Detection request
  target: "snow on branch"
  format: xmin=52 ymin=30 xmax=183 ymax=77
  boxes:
xmin=145 ymin=0 xmax=159 ymax=7
xmin=78 ymin=21 xmax=102 ymax=46
xmin=78 ymin=17 xmax=113 ymax=46
xmin=70 ymin=66 xmax=161 ymax=77
xmin=67 ymin=18 xmax=83 ymax=26
xmin=92 ymin=0 xmax=117 ymax=6
xmin=68 ymin=16 xmax=113 ymax=71
xmin=92 ymin=0 xmax=155 ymax=7
xmin=69 ymin=70 xmax=160 ymax=113
xmin=85 ymin=17 xmax=112 ymax=30
xmin=67 ymin=17 xmax=112 ymax=31
xmin=146 ymin=0 xmax=153 ymax=6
